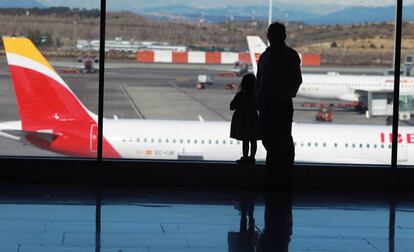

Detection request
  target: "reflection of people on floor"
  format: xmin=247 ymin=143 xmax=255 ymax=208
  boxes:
xmin=228 ymin=192 xmax=258 ymax=252
xmin=257 ymin=192 xmax=293 ymax=252
xmin=230 ymin=73 xmax=261 ymax=165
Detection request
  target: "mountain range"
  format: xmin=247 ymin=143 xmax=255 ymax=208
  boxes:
xmin=1 ymin=1 xmax=414 ymax=25
xmin=140 ymin=4 xmax=414 ymax=25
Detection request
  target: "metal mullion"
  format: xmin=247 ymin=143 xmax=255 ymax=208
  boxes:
xmin=388 ymin=196 xmax=396 ymax=252
xmin=97 ymin=0 xmax=106 ymax=161
xmin=95 ymin=190 xmax=101 ymax=252
xmin=391 ymin=0 xmax=403 ymax=169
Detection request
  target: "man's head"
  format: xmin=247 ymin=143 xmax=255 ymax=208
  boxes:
xmin=267 ymin=22 xmax=286 ymax=46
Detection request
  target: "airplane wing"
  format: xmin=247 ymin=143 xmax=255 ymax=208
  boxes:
xmin=0 ymin=121 xmax=21 ymax=141
xmin=353 ymin=88 xmax=392 ymax=93
xmin=0 ymin=121 xmax=60 ymax=145
xmin=352 ymin=88 xmax=414 ymax=96
xmin=340 ymin=88 xmax=394 ymax=102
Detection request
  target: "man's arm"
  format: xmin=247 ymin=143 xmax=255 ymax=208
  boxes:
xmin=290 ymin=52 xmax=302 ymax=98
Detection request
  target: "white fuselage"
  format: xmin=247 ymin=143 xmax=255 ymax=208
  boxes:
xmin=103 ymin=119 xmax=414 ymax=165
xmin=297 ymin=74 xmax=414 ymax=101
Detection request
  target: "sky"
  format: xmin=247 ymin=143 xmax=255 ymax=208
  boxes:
xmin=37 ymin=0 xmax=414 ymax=14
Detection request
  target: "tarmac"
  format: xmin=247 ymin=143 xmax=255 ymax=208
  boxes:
xmin=0 ymin=57 xmax=399 ymax=157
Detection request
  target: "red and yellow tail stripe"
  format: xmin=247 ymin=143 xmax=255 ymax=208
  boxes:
xmin=3 ymin=37 xmax=72 ymax=92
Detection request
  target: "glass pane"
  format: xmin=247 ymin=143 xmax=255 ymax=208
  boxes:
xmin=398 ymin=2 xmax=414 ymax=166
xmin=0 ymin=3 xmax=100 ymax=158
xmin=102 ymin=1 xmax=396 ymax=164
xmin=287 ymin=1 xmax=396 ymax=165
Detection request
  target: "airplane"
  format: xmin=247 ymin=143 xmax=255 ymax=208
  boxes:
xmin=247 ymin=36 xmax=414 ymax=102
xmin=0 ymin=37 xmax=413 ymax=164
xmin=77 ymin=55 xmax=99 ymax=73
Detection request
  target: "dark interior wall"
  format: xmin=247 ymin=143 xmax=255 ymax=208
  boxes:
xmin=0 ymin=157 xmax=411 ymax=191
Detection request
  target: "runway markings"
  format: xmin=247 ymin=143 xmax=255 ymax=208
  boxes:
xmin=119 ymin=84 xmax=146 ymax=119
xmin=168 ymin=81 xmax=229 ymax=121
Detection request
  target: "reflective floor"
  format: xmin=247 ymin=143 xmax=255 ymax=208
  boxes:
xmin=0 ymin=186 xmax=413 ymax=252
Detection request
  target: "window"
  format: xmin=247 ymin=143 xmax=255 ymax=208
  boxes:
xmin=0 ymin=4 xmax=100 ymax=158
xmin=1 ymin=0 xmax=408 ymax=168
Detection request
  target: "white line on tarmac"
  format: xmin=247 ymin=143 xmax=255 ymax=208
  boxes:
xmin=119 ymin=84 xmax=146 ymax=119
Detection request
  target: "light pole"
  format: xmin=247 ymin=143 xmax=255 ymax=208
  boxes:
xmin=268 ymin=0 xmax=272 ymax=27
xmin=25 ymin=10 xmax=30 ymax=37
xmin=73 ymin=20 xmax=77 ymax=48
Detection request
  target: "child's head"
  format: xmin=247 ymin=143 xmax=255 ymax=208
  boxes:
xmin=240 ymin=73 xmax=256 ymax=93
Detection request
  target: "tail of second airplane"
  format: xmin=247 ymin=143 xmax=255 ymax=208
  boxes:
xmin=2 ymin=37 xmax=120 ymax=157
xmin=246 ymin=36 xmax=267 ymax=75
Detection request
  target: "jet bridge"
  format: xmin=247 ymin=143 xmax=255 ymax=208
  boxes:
xmin=360 ymin=90 xmax=393 ymax=118
xmin=360 ymin=90 xmax=414 ymax=120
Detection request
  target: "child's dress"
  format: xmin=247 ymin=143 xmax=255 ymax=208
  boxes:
xmin=230 ymin=91 xmax=261 ymax=141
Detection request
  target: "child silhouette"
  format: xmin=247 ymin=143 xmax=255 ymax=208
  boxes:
xmin=230 ymin=74 xmax=261 ymax=164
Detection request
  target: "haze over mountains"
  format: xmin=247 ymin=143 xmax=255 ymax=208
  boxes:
xmin=1 ymin=0 xmax=414 ymax=25
xmin=0 ymin=0 xmax=44 ymax=8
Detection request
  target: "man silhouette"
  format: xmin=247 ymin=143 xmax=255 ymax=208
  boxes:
xmin=256 ymin=22 xmax=302 ymax=189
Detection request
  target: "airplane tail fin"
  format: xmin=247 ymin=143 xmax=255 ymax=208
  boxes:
xmin=246 ymin=36 xmax=267 ymax=75
xmin=3 ymin=37 xmax=95 ymax=131
xmin=2 ymin=37 xmax=120 ymax=157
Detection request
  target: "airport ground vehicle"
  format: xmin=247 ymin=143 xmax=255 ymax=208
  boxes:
xmin=197 ymin=74 xmax=212 ymax=89
xmin=315 ymin=106 xmax=333 ymax=122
